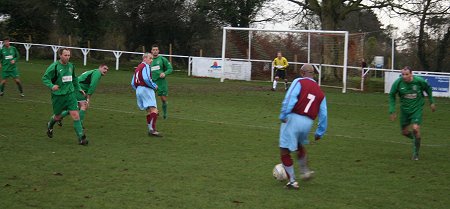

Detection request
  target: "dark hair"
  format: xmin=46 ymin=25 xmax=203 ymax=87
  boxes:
xmin=151 ymin=44 xmax=159 ymax=49
xmin=402 ymin=66 xmax=413 ymax=73
xmin=58 ymin=48 xmax=71 ymax=55
xmin=99 ymin=64 xmax=108 ymax=68
xmin=3 ymin=37 xmax=10 ymax=41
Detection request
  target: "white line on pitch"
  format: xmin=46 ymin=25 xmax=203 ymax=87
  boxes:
xmin=9 ymin=97 xmax=449 ymax=147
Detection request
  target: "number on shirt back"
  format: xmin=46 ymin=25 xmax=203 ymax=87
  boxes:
xmin=304 ymin=93 xmax=316 ymax=113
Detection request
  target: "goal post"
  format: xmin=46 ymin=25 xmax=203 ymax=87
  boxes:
xmin=221 ymin=27 xmax=351 ymax=93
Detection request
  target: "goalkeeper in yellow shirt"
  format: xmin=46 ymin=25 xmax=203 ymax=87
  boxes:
xmin=271 ymin=51 xmax=289 ymax=91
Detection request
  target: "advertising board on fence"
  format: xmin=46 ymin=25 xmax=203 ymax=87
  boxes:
xmin=192 ymin=57 xmax=251 ymax=81
xmin=384 ymin=72 xmax=450 ymax=97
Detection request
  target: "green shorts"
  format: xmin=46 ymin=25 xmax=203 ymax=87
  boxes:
xmin=51 ymin=93 xmax=79 ymax=115
xmin=75 ymin=90 xmax=88 ymax=101
xmin=400 ymin=109 xmax=423 ymax=128
xmin=1 ymin=69 xmax=19 ymax=79
xmin=155 ymin=79 xmax=168 ymax=96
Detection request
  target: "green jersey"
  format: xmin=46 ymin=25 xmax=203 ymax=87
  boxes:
xmin=78 ymin=69 xmax=102 ymax=95
xmin=0 ymin=45 xmax=20 ymax=71
xmin=42 ymin=61 xmax=81 ymax=95
xmin=389 ymin=76 xmax=434 ymax=114
xmin=151 ymin=56 xmax=173 ymax=81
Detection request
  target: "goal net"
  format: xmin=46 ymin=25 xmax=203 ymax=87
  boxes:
xmin=221 ymin=27 xmax=365 ymax=93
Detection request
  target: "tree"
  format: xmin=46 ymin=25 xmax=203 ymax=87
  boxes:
xmin=197 ymin=0 xmax=269 ymax=27
xmin=391 ymin=0 xmax=450 ymax=71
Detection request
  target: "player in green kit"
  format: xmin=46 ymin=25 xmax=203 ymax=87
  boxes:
xmin=42 ymin=48 xmax=88 ymax=145
xmin=0 ymin=37 xmax=24 ymax=97
xmin=58 ymin=64 xmax=109 ymax=126
xmin=389 ymin=66 xmax=436 ymax=160
xmin=150 ymin=44 xmax=173 ymax=119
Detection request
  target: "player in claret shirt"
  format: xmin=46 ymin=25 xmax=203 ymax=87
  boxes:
xmin=389 ymin=66 xmax=436 ymax=161
xmin=131 ymin=53 xmax=161 ymax=137
xmin=278 ymin=64 xmax=328 ymax=190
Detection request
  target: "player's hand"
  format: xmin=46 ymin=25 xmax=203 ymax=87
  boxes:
xmin=390 ymin=113 xmax=397 ymax=121
xmin=430 ymin=103 xmax=436 ymax=112
xmin=51 ymin=85 xmax=60 ymax=91
xmin=10 ymin=60 xmax=15 ymax=64
xmin=160 ymin=72 xmax=165 ymax=78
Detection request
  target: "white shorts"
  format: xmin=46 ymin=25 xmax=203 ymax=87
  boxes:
xmin=135 ymin=86 xmax=157 ymax=110
xmin=279 ymin=113 xmax=314 ymax=152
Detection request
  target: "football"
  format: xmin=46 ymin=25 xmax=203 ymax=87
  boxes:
xmin=272 ymin=163 xmax=288 ymax=181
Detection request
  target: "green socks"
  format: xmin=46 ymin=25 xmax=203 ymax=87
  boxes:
xmin=414 ymin=138 xmax=421 ymax=156
xmin=73 ymin=120 xmax=84 ymax=139
xmin=162 ymin=102 xmax=168 ymax=119
xmin=79 ymin=110 xmax=85 ymax=123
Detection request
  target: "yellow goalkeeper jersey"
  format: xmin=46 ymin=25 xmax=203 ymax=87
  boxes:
xmin=273 ymin=57 xmax=288 ymax=71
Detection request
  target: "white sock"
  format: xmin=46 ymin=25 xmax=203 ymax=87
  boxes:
xmin=283 ymin=164 xmax=295 ymax=182
xmin=298 ymin=157 xmax=309 ymax=173
xmin=273 ymin=80 xmax=277 ymax=89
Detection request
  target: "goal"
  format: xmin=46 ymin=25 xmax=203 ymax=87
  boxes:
xmin=221 ymin=27 xmax=360 ymax=93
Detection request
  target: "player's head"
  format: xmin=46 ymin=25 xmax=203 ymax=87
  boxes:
xmin=277 ymin=51 xmax=282 ymax=58
xmin=151 ymin=44 xmax=159 ymax=57
xmin=3 ymin=37 xmax=10 ymax=47
xmin=401 ymin=66 xmax=413 ymax=83
xmin=58 ymin=48 xmax=71 ymax=64
xmin=300 ymin=64 xmax=316 ymax=78
xmin=98 ymin=64 xmax=109 ymax=76
xmin=142 ymin=52 xmax=153 ymax=65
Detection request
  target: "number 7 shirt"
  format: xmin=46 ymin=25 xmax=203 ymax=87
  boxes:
xmin=279 ymin=77 xmax=328 ymax=138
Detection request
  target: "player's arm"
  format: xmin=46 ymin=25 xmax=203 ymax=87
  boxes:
xmin=162 ymin=57 xmax=173 ymax=75
xmin=143 ymin=66 xmax=158 ymax=90
xmin=388 ymin=79 xmax=399 ymax=115
xmin=13 ymin=47 xmax=20 ymax=62
xmin=71 ymin=65 xmax=82 ymax=92
xmin=282 ymin=57 xmax=289 ymax=68
xmin=315 ymin=97 xmax=328 ymax=140
xmin=279 ymin=78 xmax=302 ymax=122
xmin=86 ymin=71 xmax=102 ymax=95
xmin=131 ymin=73 xmax=137 ymax=90
xmin=42 ymin=63 xmax=57 ymax=89
xmin=422 ymin=79 xmax=436 ymax=111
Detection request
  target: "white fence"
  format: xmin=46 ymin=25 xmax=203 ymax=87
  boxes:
xmin=0 ymin=41 xmax=190 ymax=71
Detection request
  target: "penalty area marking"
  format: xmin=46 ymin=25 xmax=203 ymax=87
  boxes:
xmin=9 ymin=97 xmax=449 ymax=147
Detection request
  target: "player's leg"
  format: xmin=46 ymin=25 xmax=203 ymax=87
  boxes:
xmin=66 ymin=93 xmax=87 ymax=145
xmin=160 ymin=96 xmax=168 ymax=119
xmin=272 ymin=75 xmax=279 ymax=91
xmin=411 ymin=124 xmax=421 ymax=160
xmin=47 ymin=95 xmax=64 ymax=138
xmin=138 ymin=87 xmax=161 ymax=136
xmin=157 ymin=80 xmax=169 ymax=119
xmin=0 ymin=79 xmax=7 ymax=96
xmin=279 ymin=115 xmax=301 ymax=189
xmin=13 ymin=71 xmax=24 ymax=96
xmin=78 ymin=101 xmax=88 ymax=124
xmin=146 ymin=107 xmax=161 ymax=136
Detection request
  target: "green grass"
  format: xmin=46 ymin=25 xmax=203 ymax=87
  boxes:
xmin=1 ymin=60 xmax=450 ymax=209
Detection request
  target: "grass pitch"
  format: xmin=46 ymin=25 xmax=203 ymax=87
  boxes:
xmin=1 ymin=60 xmax=449 ymax=209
